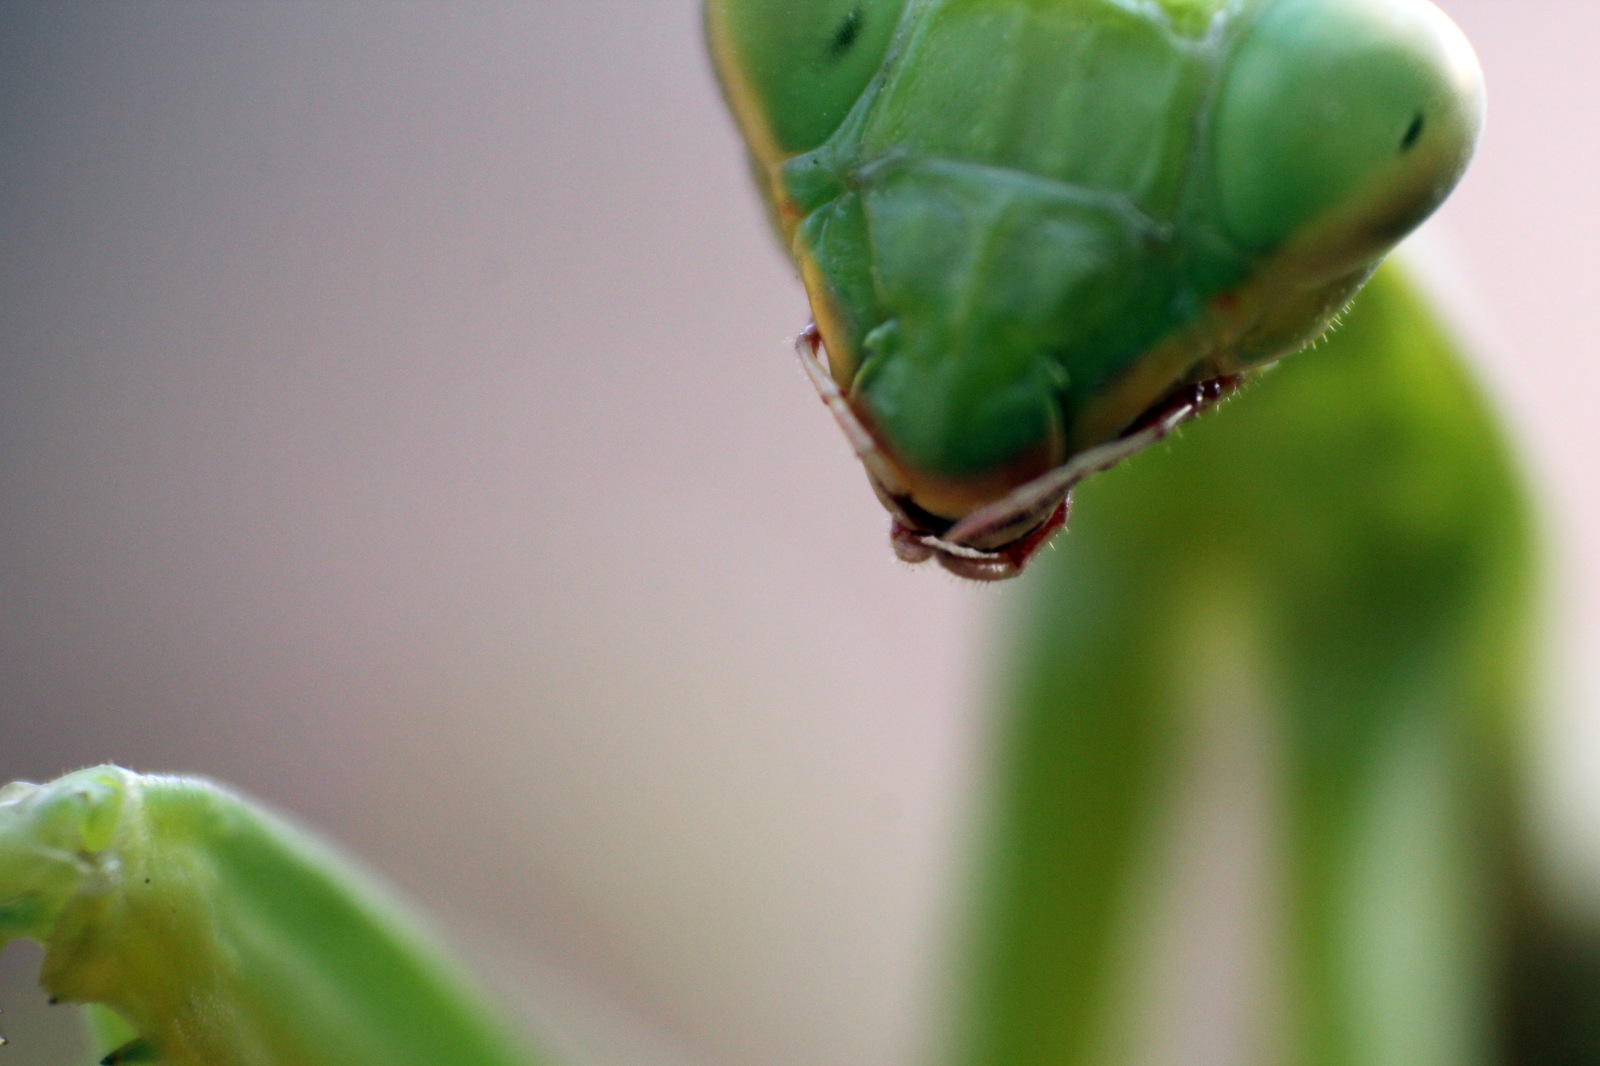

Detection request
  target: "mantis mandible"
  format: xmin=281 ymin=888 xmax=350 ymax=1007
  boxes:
xmin=3 ymin=2 xmax=1586 ymax=1064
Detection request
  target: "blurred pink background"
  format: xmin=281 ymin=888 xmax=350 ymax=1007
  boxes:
xmin=0 ymin=4 xmax=1595 ymax=1065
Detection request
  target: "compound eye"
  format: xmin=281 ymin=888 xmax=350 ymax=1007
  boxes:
xmin=1211 ymin=0 xmax=1484 ymax=264
xmin=707 ymin=0 xmax=909 ymax=159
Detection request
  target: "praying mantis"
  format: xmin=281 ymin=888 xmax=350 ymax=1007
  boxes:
xmin=3 ymin=0 xmax=1589 ymax=1063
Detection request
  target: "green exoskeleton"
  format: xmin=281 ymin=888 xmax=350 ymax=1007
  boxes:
xmin=707 ymin=0 xmax=1484 ymax=578
xmin=0 ymin=766 xmax=544 ymax=1066
xmin=949 ymin=261 xmax=1555 ymax=1066
xmin=3 ymin=3 xmax=1582 ymax=1065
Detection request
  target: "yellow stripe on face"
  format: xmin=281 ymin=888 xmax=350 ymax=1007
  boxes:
xmin=797 ymin=251 xmax=860 ymax=388
xmin=704 ymin=5 xmax=790 ymax=196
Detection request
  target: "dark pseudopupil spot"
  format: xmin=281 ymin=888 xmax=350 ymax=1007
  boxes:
xmin=828 ymin=9 xmax=863 ymax=60
xmin=1401 ymin=112 xmax=1426 ymax=152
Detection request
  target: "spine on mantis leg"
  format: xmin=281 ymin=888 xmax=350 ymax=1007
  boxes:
xmin=943 ymin=262 xmax=1541 ymax=1066
xmin=0 ymin=765 xmax=546 ymax=1066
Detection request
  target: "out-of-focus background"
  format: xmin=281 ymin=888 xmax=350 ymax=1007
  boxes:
xmin=0 ymin=4 xmax=1594 ymax=1065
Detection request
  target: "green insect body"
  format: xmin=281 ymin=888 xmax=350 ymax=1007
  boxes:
xmin=951 ymin=262 xmax=1546 ymax=1065
xmin=0 ymin=766 xmax=543 ymax=1066
xmin=708 ymin=0 xmax=1484 ymax=577
xmin=0 ymin=6 xmax=1549 ymax=1065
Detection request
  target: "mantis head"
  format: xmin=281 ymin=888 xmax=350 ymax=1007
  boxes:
xmin=709 ymin=0 xmax=1484 ymax=578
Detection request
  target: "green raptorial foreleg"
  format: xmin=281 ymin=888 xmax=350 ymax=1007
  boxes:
xmin=0 ymin=766 xmax=547 ymax=1066
xmin=946 ymin=262 xmax=1540 ymax=1066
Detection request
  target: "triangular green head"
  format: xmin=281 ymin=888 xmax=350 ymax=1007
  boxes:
xmin=707 ymin=0 xmax=1483 ymax=577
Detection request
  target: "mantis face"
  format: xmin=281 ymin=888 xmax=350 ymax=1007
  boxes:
xmin=708 ymin=0 xmax=1483 ymax=579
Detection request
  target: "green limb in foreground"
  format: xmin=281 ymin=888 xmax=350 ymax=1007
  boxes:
xmin=949 ymin=261 xmax=1542 ymax=1066
xmin=0 ymin=765 xmax=545 ymax=1066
